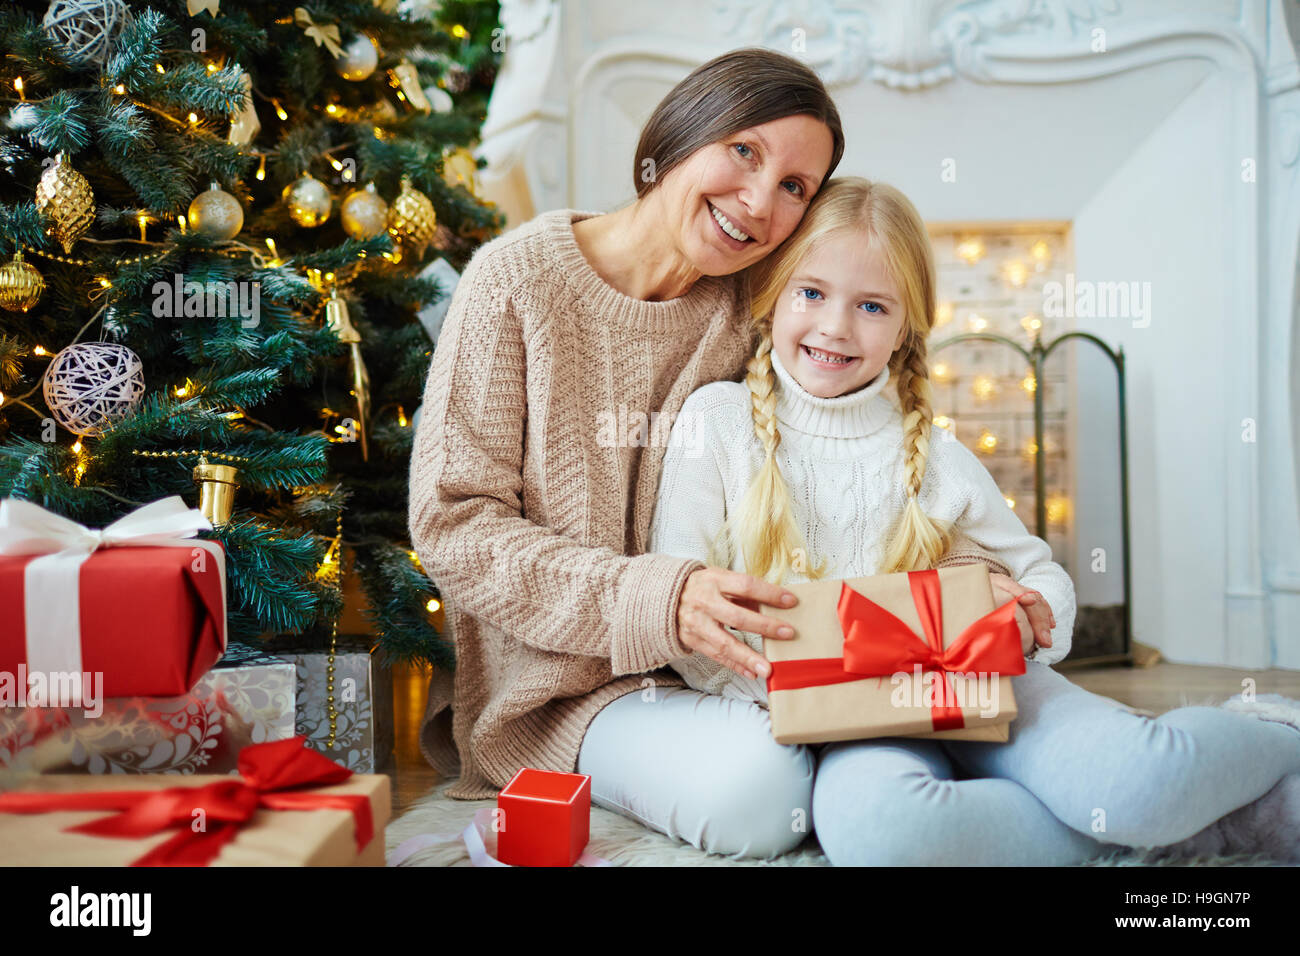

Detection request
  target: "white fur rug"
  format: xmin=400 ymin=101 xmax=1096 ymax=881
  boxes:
xmin=385 ymin=779 xmax=1282 ymax=867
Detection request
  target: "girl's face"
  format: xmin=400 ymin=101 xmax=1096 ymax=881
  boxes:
xmin=771 ymin=229 xmax=909 ymax=399
xmin=652 ymin=114 xmax=834 ymax=277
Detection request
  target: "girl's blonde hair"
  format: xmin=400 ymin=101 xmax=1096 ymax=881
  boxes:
xmin=710 ymin=177 xmax=955 ymax=583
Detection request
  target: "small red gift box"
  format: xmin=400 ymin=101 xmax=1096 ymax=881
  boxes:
xmin=496 ymin=767 xmax=592 ymax=867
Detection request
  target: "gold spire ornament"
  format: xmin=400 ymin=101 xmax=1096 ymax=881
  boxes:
xmin=187 ymin=0 xmax=220 ymax=15
xmin=193 ymin=457 xmax=238 ymax=526
xmin=387 ymin=59 xmax=432 ymax=113
xmin=385 ymin=177 xmax=436 ymax=257
xmin=282 ymin=172 xmax=332 ymax=227
xmin=36 ymin=153 xmax=95 ymax=253
xmin=325 ymin=288 xmax=371 ymax=461
xmin=0 ymin=251 xmax=45 ymax=312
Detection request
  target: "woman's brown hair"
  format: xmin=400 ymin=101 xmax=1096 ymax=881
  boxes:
xmin=634 ymin=48 xmax=845 ymax=198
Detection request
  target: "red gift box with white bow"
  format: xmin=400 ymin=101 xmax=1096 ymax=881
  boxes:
xmin=0 ymin=497 xmax=227 ymax=701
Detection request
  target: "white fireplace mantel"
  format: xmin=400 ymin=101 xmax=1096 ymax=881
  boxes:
xmin=475 ymin=0 xmax=1300 ymax=670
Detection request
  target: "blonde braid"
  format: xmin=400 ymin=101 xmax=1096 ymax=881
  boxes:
xmin=725 ymin=332 xmax=827 ymax=584
xmin=879 ymin=339 xmax=955 ymax=573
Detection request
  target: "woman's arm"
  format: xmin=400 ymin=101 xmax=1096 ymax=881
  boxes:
xmin=407 ymin=252 xmax=701 ymax=677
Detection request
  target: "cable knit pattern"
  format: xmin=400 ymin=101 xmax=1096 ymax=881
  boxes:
xmin=649 ymin=344 xmax=1076 ymax=704
xmin=408 ymin=208 xmax=1022 ymax=800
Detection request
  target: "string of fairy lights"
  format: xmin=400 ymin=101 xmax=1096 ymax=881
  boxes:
xmin=929 ymin=231 xmax=1072 ymax=527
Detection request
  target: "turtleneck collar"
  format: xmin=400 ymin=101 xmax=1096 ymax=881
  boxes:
xmin=769 ymin=345 xmax=896 ymax=439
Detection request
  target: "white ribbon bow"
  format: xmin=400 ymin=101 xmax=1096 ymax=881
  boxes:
xmin=386 ymin=807 xmax=612 ymax=868
xmin=0 ymin=496 xmax=226 ymax=678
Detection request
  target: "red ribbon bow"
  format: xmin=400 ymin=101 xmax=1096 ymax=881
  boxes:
xmin=766 ymin=569 xmax=1026 ymax=731
xmin=0 ymin=736 xmax=373 ymax=866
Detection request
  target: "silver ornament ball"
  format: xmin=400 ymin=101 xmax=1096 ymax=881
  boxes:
xmin=187 ymin=182 xmax=244 ymax=240
xmin=335 ymin=34 xmax=379 ymax=81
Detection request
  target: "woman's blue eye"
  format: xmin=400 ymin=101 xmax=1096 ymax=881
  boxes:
xmin=782 ymin=180 xmax=804 ymax=197
xmin=860 ymin=301 xmax=884 ymax=313
xmin=798 ymin=288 xmax=823 ymax=301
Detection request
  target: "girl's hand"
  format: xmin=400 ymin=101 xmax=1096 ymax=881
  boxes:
xmin=676 ymin=567 xmax=798 ymax=681
xmin=988 ymin=572 xmax=1055 ymax=655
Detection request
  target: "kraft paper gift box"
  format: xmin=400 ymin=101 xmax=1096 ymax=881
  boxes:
xmin=0 ymin=641 xmax=296 ymax=775
xmin=760 ymin=563 xmax=1025 ymax=745
xmin=0 ymin=737 xmax=390 ymax=866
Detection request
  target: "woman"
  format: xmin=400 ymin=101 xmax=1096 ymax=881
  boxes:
xmin=407 ymin=47 xmax=1053 ymax=858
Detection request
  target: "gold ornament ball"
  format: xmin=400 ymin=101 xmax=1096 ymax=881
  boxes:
xmin=0 ymin=251 xmax=45 ymax=313
xmin=335 ymin=34 xmax=379 ymax=81
xmin=386 ymin=178 xmax=437 ymax=254
xmin=36 ymin=152 xmax=95 ymax=254
xmin=282 ymin=173 xmax=333 ymax=227
xmin=187 ymin=182 xmax=244 ymax=240
xmin=442 ymin=147 xmax=480 ymax=196
xmin=341 ymin=183 xmax=390 ymax=241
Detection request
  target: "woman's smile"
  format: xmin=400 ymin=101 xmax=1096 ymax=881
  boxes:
xmin=706 ymin=200 xmax=756 ymax=250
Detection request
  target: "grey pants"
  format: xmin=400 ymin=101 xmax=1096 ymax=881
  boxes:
xmin=576 ymin=661 xmax=1300 ymax=864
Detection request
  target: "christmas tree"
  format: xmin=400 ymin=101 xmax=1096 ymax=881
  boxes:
xmin=0 ymin=0 xmax=504 ymax=668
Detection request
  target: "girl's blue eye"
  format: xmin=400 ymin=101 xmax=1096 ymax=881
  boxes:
xmin=733 ymin=143 xmax=753 ymax=159
xmin=860 ymin=301 xmax=884 ymax=313
xmin=798 ymin=288 xmax=823 ymax=301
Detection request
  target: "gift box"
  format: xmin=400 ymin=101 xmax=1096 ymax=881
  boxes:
xmin=761 ymin=563 xmax=1024 ymax=745
xmin=497 ymin=767 xmax=592 ymax=867
xmin=0 ymin=737 xmax=390 ymax=866
xmin=0 ymin=641 xmax=296 ymax=775
xmin=0 ymin=497 xmax=227 ymax=700
xmin=264 ymin=635 xmax=393 ymax=772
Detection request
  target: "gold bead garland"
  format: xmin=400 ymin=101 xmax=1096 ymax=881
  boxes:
xmin=131 ymin=448 xmax=250 ymax=465
xmin=326 ymin=509 xmax=343 ymax=748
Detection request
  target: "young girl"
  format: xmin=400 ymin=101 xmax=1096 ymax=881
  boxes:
xmin=647 ymin=177 xmax=1300 ymax=864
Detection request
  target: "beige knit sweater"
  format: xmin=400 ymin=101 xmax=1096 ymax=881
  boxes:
xmin=408 ymin=208 xmax=1012 ymax=800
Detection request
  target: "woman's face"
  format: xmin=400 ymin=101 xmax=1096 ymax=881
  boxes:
xmin=653 ymin=114 xmax=835 ymax=277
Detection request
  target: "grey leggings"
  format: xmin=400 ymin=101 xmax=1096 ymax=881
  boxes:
xmin=575 ymin=660 xmax=1300 ymax=864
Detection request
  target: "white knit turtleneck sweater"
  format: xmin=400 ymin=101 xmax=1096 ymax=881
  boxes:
xmin=648 ymin=345 xmax=1077 ymax=703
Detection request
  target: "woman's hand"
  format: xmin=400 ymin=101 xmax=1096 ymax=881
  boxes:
xmin=989 ymin=572 xmax=1055 ymax=656
xmin=676 ymin=567 xmax=798 ymax=681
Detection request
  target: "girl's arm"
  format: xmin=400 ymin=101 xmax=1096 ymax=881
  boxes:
xmin=407 ymin=250 xmax=702 ymax=677
xmin=646 ymin=385 xmax=733 ymax=568
xmin=933 ymin=436 xmax=1077 ymax=666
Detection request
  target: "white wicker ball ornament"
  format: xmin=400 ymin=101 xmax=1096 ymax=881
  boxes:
xmin=42 ymin=0 xmax=132 ymax=67
xmin=43 ymin=342 xmax=146 ymax=437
